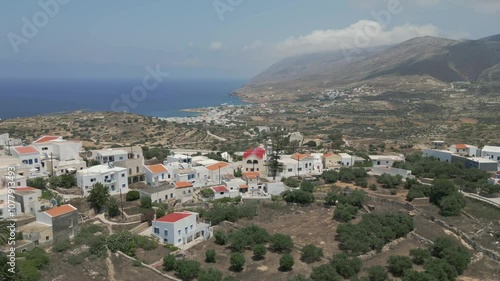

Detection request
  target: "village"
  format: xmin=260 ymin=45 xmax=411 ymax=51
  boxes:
xmin=0 ymin=131 xmax=499 ymax=281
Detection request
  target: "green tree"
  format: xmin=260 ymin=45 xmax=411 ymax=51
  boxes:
xmin=205 ymin=249 xmax=216 ymax=263
xmin=198 ymin=268 xmax=224 ymax=281
xmin=282 ymin=189 xmax=314 ymax=204
xmin=367 ymin=266 xmax=389 ymax=281
xmin=333 ymin=203 xmax=358 ymax=222
xmin=126 ymin=190 xmax=140 ymax=201
xmin=403 ymin=270 xmax=438 ymax=281
xmin=322 ymin=170 xmax=339 ymax=184
xmin=270 ymin=234 xmax=294 ymax=253
xmin=253 ymin=244 xmax=267 ymax=260
xmin=300 ymin=180 xmax=315 ymax=193
xmin=174 ymin=259 xmax=201 ymax=281
xmin=387 ymin=255 xmax=413 ymax=277
xmin=107 ymin=197 xmax=120 ymax=218
xmin=200 ymin=188 xmax=215 ymax=198
xmin=409 ymin=248 xmax=431 ymax=265
xmin=330 ymin=253 xmax=362 ymax=278
xmin=324 ymin=192 xmax=340 ymax=206
xmin=300 ymin=244 xmax=324 ymax=263
xmin=430 ymin=237 xmax=471 ymax=274
xmin=233 ymin=167 xmax=243 ymax=177
xmin=279 ymin=254 xmax=295 ymax=271
xmin=214 ymin=231 xmax=227 ymax=245
xmin=424 ymin=259 xmax=457 ymax=281
xmin=230 ymin=253 xmax=245 ymax=272
xmin=27 ymin=177 xmax=48 ymax=189
xmin=86 ymin=183 xmax=110 ymax=213
xmin=58 ymin=174 xmax=77 ymax=188
xmin=140 ymin=196 xmax=152 ymax=209
xmin=429 ymin=180 xmax=457 ymax=205
xmin=163 ymin=254 xmax=176 ymax=271
xmin=310 ymin=264 xmax=342 ymax=281
xmin=438 ymin=193 xmax=466 ymax=216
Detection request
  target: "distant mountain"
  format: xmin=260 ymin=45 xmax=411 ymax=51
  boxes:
xmin=239 ymin=34 xmax=500 ymax=98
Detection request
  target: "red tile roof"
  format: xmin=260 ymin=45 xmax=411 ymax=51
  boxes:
xmin=243 ymin=147 xmax=266 ymax=159
xmin=15 ymin=187 xmax=38 ymax=192
xmin=174 ymin=181 xmax=193 ymax=189
xmin=44 ymin=204 xmax=77 ymax=217
xmin=323 ymin=152 xmax=335 ymax=158
xmin=239 ymin=184 xmax=248 ymax=189
xmin=206 ymin=162 xmax=230 ymax=171
xmin=13 ymin=146 xmax=39 ymax=155
xmin=146 ymin=164 xmax=168 ymax=173
xmin=156 ymin=212 xmax=192 ymax=223
xmin=243 ymin=172 xmax=260 ymax=179
xmin=291 ymin=153 xmax=313 ymax=161
xmin=455 ymin=144 xmax=468 ymax=149
xmin=33 ymin=135 xmax=61 ymax=144
xmin=212 ymin=186 xmax=229 ymax=193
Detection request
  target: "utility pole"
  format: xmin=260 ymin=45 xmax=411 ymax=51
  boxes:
xmin=120 ymin=187 xmax=125 ymax=219
xmin=6 ymin=140 xmax=11 ymax=156
xmin=218 ymin=166 xmax=221 ymax=184
xmin=50 ymin=152 xmax=54 ymax=177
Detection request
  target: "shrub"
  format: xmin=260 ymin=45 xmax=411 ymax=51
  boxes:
xmin=387 ymin=255 xmax=413 ymax=277
xmin=279 ymin=254 xmax=295 ymax=271
xmin=300 ymin=244 xmax=324 ymax=263
xmin=270 ymin=234 xmax=294 ymax=253
xmin=107 ymin=197 xmax=121 ymax=217
xmin=330 ymin=253 xmax=362 ymax=278
xmin=367 ymin=266 xmax=389 ymax=281
xmin=369 ymin=184 xmax=377 ymax=191
xmin=430 ymin=237 xmax=471 ymax=274
xmin=403 ymin=270 xmax=438 ymax=281
xmin=214 ymin=231 xmax=227 ymax=245
xmin=333 ymin=203 xmax=358 ymax=222
xmin=163 ymin=254 xmax=176 ymax=271
xmin=200 ymin=189 xmax=215 ymax=198
xmin=140 ymin=197 xmax=152 ymax=209
xmin=132 ymin=259 xmax=143 ymax=267
xmin=52 ymin=240 xmax=71 ymax=252
xmin=253 ymin=244 xmax=267 ymax=260
xmin=135 ymin=235 xmax=157 ymax=250
xmin=89 ymin=235 xmax=107 ymax=257
xmin=310 ymin=264 xmax=342 ymax=281
xmin=174 ymin=259 xmax=201 ymax=281
xmin=230 ymin=253 xmax=245 ymax=272
xmin=205 ymin=249 xmax=216 ymax=263
xmin=424 ymin=258 xmax=457 ymax=281
xmin=66 ymin=252 xmax=88 ymax=265
xmin=198 ymin=268 xmax=224 ymax=281
xmin=106 ymin=231 xmax=137 ymax=256
xmin=409 ymin=248 xmax=431 ymax=265
xmin=126 ymin=190 xmax=140 ymax=201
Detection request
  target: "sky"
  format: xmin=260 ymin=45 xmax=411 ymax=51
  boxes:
xmin=0 ymin=0 xmax=499 ymax=79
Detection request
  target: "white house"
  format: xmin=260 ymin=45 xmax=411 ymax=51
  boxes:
xmin=423 ymin=149 xmax=453 ymax=162
xmin=0 ymin=156 xmax=29 ymax=188
xmin=13 ymin=187 xmax=42 ymax=215
xmin=339 ymin=153 xmax=355 ymax=167
xmin=0 ymin=188 xmax=21 ymax=219
xmin=310 ymin=153 xmax=324 ymax=174
xmin=144 ymin=164 xmax=170 ymax=186
xmin=173 ymin=181 xmax=194 ymax=202
xmin=481 ymin=146 xmax=500 ymax=162
xmin=368 ymin=155 xmax=405 ymax=167
xmin=76 ymin=163 xmax=128 ymax=195
xmin=32 ymin=136 xmax=86 ymax=176
xmin=279 ymin=153 xmax=315 ymax=177
xmin=192 ymin=166 xmax=210 ymax=187
xmin=139 ymin=185 xmax=175 ymax=204
xmin=11 ymin=146 xmax=41 ymax=172
xmin=211 ymin=185 xmax=231 ymax=200
xmin=449 ymin=144 xmax=479 ymax=157
xmin=151 ymin=211 xmax=211 ymax=246
xmin=93 ymin=149 xmax=128 ymax=163
xmin=242 ymin=147 xmax=267 ymax=173
xmin=222 ymin=178 xmax=247 ymax=196
xmin=206 ymin=162 xmax=233 ymax=184
xmin=165 ymin=154 xmax=192 ymax=166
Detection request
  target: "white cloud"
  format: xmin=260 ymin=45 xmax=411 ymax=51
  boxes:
xmin=272 ymin=20 xmax=440 ymax=58
xmin=209 ymin=41 xmax=223 ymax=50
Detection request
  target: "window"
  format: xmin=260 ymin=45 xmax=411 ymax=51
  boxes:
xmin=34 ymin=159 xmax=38 ymax=163
xmin=122 ymin=184 xmax=126 ymax=188
xmin=178 ymin=239 xmax=181 ymax=243
xmin=42 ymin=147 xmax=48 ymax=150
xmin=178 ymin=230 xmax=181 ymax=235
xmin=154 ymin=227 xmax=159 ymax=234
xmin=185 ymin=227 xmax=188 ymax=234
xmin=29 ymin=197 xmax=32 ymax=200
xmin=28 ymin=159 xmax=33 ymax=165
xmin=298 ymin=168 xmax=302 ymax=171
xmin=22 ymin=160 xmax=28 ymax=164
xmin=288 ymin=169 xmax=292 ymax=172
xmin=170 ymin=193 xmax=173 ymax=198
xmin=45 ymin=236 xmax=49 ymax=241
xmin=136 ymin=166 xmax=140 ymax=173
xmin=119 ymin=157 xmax=124 ymax=160
xmin=111 ymin=185 xmax=115 ymax=191
xmin=122 ymin=173 xmax=125 ymax=177
xmin=190 ymin=225 xmax=193 ymax=230
xmin=90 ymin=178 xmax=96 ymax=182
xmin=164 ymin=230 xmax=168 ymax=236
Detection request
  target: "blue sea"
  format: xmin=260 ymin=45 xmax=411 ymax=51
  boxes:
xmin=0 ymin=78 xmax=247 ymax=119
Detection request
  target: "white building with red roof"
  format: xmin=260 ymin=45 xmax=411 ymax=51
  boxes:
xmin=151 ymin=211 xmax=211 ymax=246
xmin=243 ymin=147 xmax=267 ymax=174
xmin=31 ymin=135 xmax=86 ymax=176
xmin=10 ymin=146 xmax=41 ymax=172
xmin=211 ymin=185 xmax=231 ymax=200
xmin=144 ymin=164 xmax=170 ymax=186
xmin=449 ymin=144 xmax=479 ymax=157
xmin=13 ymin=186 xmax=42 ymax=215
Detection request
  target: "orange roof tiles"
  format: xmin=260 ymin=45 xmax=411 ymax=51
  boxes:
xmin=15 ymin=187 xmax=38 ymax=192
xmin=291 ymin=153 xmax=313 ymax=161
xmin=455 ymin=144 xmax=468 ymax=149
xmin=33 ymin=135 xmax=61 ymax=144
xmin=175 ymin=181 xmax=193 ymax=189
xmin=44 ymin=204 xmax=77 ymax=217
xmin=13 ymin=146 xmax=39 ymax=155
xmin=206 ymin=162 xmax=230 ymax=171
xmin=323 ymin=152 xmax=335 ymax=158
xmin=239 ymin=184 xmax=249 ymax=189
xmin=156 ymin=212 xmax=192 ymax=223
xmin=146 ymin=164 xmax=168 ymax=173
xmin=242 ymin=171 xmax=260 ymax=179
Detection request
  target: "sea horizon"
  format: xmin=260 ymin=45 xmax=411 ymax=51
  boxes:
xmin=0 ymin=78 xmax=247 ymax=120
